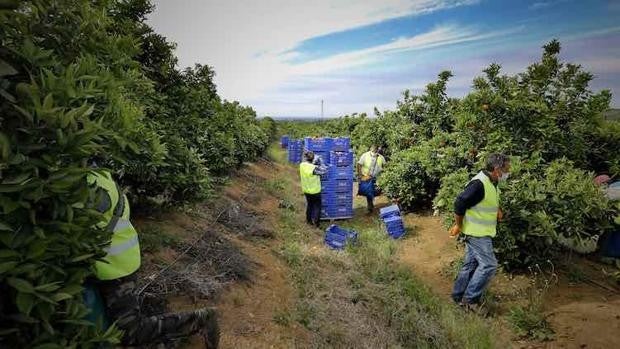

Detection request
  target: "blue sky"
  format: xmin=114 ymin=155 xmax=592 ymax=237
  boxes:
xmin=149 ymin=0 xmax=620 ymax=117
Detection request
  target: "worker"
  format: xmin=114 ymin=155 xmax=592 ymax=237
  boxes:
xmin=356 ymin=145 xmax=386 ymax=213
xmin=300 ymin=151 xmax=327 ymax=227
xmin=87 ymin=169 xmax=219 ymax=348
xmin=450 ymin=154 xmax=510 ymax=312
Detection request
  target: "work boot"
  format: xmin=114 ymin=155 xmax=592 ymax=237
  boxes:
xmin=195 ymin=308 xmax=219 ymax=349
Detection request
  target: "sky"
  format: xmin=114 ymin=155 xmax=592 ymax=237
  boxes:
xmin=148 ymin=0 xmax=620 ymax=117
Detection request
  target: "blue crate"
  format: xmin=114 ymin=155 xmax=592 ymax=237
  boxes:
xmin=324 ymin=224 xmax=357 ymax=250
xmin=312 ymin=151 xmax=330 ymax=165
xmin=383 ymin=216 xmax=405 ymax=238
xmin=380 ymin=204 xmax=401 ymax=220
xmin=328 ymin=165 xmax=354 ymax=179
xmin=322 ymin=191 xmax=353 ymax=202
xmin=304 ymin=137 xmax=333 ymax=151
xmin=331 ymin=137 xmax=350 ymax=151
xmin=321 ymin=206 xmax=354 ymax=219
xmin=280 ymin=135 xmax=290 ymax=148
xmin=330 ymin=151 xmax=354 ymax=167
xmin=321 ymin=180 xmax=353 ymax=193
xmin=322 ymin=194 xmax=353 ymax=207
xmin=388 ymin=228 xmax=406 ymax=239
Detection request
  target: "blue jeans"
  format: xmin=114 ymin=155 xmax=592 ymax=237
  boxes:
xmin=452 ymin=236 xmax=497 ymax=304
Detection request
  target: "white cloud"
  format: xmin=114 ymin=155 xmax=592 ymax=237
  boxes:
xmin=148 ymin=0 xmax=480 ymax=103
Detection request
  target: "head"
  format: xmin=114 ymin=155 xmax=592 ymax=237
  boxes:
xmin=369 ymin=144 xmax=377 ymax=154
xmin=485 ymin=153 xmax=510 ymax=182
xmin=304 ymin=151 xmax=315 ymax=163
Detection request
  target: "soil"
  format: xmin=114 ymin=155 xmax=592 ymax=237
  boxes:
xmin=135 ymin=158 xmax=310 ymax=349
xmin=135 ymin=154 xmax=620 ymax=349
xmin=368 ymin=193 xmax=620 ymax=349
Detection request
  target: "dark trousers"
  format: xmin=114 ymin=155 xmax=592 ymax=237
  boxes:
xmin=305 ymin=193 xmax=322 ymax=226
xmin=366 ymin=196 xmax=374 ymax=212
xmin=97 ymin=273 xmax=217 ymax=346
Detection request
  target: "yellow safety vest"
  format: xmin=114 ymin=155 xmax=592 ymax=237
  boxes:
xmin=88 ymin=171 xmax=141 ymax=280
xmin=299 ymin=162 xmax=321 ymax=194
xmin=360 ymin=152 xmax=385 ymax=177
xmin=462 ymin=171 xmax=499 ymax=238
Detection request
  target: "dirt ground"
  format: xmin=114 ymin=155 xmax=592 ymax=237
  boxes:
xmin=373 ymin=194 xmax=620 ymax=349
xmin=136 ymin=159 xmax=310 ymax=349
xmin=136 ymin=154 xmax=620 ymax=349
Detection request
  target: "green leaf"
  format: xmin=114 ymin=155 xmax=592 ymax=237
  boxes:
xmin=7 ymin=277 xmax=35 ymax=293
xmin=0 ymin=249 xmax=19 ymax=258
xmin=51 ymin=292 xmax=73 ymax=302
xmin=16 ymin=292 xmax=35 ymax=315
xmin=0 ymin=261 xmax=18 ymax=274
xmin=35 ymin=282 xmax=62 ymax=292
xmin=70 ymin=253 xmax=94 ymax=263
xmin=0 ymin=131 xmax=10 ymax=161
xmin=0 ymin=221 xmax=13 ymax=231
xmin=42 ymin=93 xmax=54 ymax=110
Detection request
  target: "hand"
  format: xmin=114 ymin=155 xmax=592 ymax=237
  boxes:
xmin=449 ymin=225 xmax=461 ymax=238
xmin=497 ymin=209 xmax=504 ymax=222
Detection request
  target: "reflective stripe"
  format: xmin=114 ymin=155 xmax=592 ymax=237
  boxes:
xmin=469 ymin=206 xmax=498 ymax=213
xmin=104 ymin=235 xmax=139 ymax=256
xmin=464 ymin=215 xmax=496 ymax=226
xmin=113 ymin=218 xmax=133 ymax=232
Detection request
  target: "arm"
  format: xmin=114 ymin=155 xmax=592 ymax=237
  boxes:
xmin=450 ymin=180 xmax=484 ymax=236
xmin=356 ymin=153 xmax=365 ymax=179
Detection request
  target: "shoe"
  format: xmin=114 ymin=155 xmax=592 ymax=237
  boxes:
xmin=462 ymin=302 xmax=488 ymax=317
xmin=196 ymin=308 xmax=219 ymax=349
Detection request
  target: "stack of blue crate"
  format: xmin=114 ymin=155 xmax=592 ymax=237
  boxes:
xmin=287 ymin=139 xmax=303 ymax=164
xmin=304 ymin=137 xmax=333 ymax=165
xmin=280 ymin=135 xmax=289 ymax=149
xmin=324 ymin=224 xmax=358 ymax=250
xmin=321 ymin=138 xmax=355 ymax=220
xmin=379 ymin=204 xmax=405 ymax=239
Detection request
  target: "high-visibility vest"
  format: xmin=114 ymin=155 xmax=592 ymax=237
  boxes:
xmin=360 ymin=151 xmax=385 ymax=177
xmin=462 ymin=171 xmax=499 ymax=238
xmin=88 ymin=171 xmax=141 ymax=280
xmin=299 ymin=162 xmax=321 ymax=194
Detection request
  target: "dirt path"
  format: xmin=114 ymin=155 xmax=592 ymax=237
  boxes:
xmin=137 ymin=159 xmax=310 ymax=349
xmin=387 ymin=204 xmax=620 ymax=349
xmin=137 ymin=151 xmax=620 ymax=349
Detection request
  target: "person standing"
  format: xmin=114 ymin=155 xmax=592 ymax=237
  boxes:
xmin=356 ymin=145 xmax=386 ymax=213
xmin=87 ymin=170 xmax=219 ymax=348
xmin=450 ymin=154 xmax=510 ymax=311
xmin=299 ymin=151 xmax=327 ymax=227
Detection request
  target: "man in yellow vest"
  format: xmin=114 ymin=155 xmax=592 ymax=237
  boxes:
xmin=449 ymin=154 xmax=510 ymax=311
xmin=356 ymin=145 xmax=386 ymax=213
xmin=299 ymin=151 xmax=327 ymax=227
xmin=88 ymin=170 xmax=219 ymax=348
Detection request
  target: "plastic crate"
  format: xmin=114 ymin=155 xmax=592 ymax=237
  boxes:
xmin=304 ymin=137 xmax=333 ymax=151
xmin=280 ymin=135 xmax=290 ymax=148
xmin=312 ymin=151 xmax=330 ymax=165
xmin=328 ymin=165 xmax=354 ymax=179
xmin=321 ymin=180 xmax=353 ymax=193
xmin=330 ymin=151 xmax=354 ymax=167
xmin=324 ymin=225 xmax=358 ymax=250
xmin=322 ymin=197 xmax=353 ymax=207
xmin=379 ymin=204 xmax=401 ymax=220
xmin=383 ymin=216 xmax=405 ymax=239
xmin=331 ymin=137 xmax=350 ymax=151
xmin=321 ymin=192 xmax=353 ymax=205
xmin=321 ymin=206 xmax=354 ymax=217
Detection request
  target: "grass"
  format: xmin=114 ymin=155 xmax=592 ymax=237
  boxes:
xmin=139 ymin=224 xmax=181 ymax=253
xmin=508 ymin=303 xmax=554 ymax=341
xmin=267 ymin=144 xmax=501 ymax=348
xmin=507 ymin=264 xmax=556 ymax=341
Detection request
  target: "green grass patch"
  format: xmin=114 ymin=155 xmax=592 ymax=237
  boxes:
xmin=139 ymin=224 xmax=181 ymax=253
xmin=268 ymin=145 xmax=501 ymax=348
